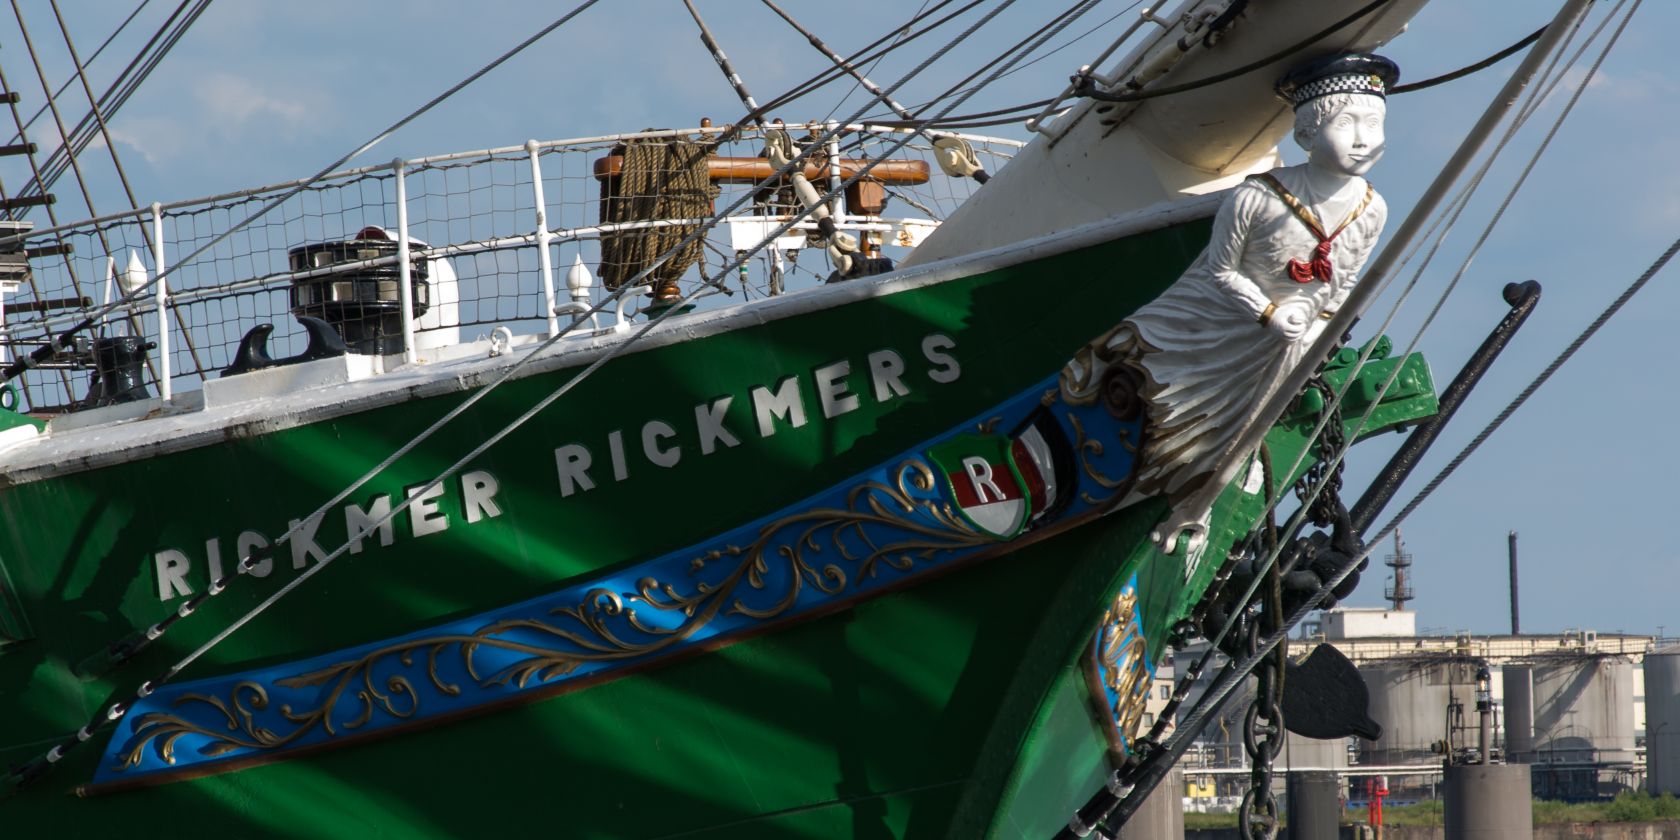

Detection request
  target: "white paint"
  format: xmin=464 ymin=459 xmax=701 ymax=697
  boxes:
xmin=289 ymin=513 xmax=327 ymax=569
xmin=751 ymin=376 xmax=808 ymax=438
xmin=542 ymin=334 xmax=961 ymax=492
xmin=412 ymin=253 xmax=462 ymax=354
xmin=641 ymin=420 xmax=681 ymax=468
xmin=200 ymin=353 xmax=381 ymax=410
xmin=555 ymin=444 xmax=595 ymax=497
xmin=150 ymin=466 xmax=511 ymax=600
xmin=813 ymin=360 xmax=859 ymax=420
xmin=406 ymin=483 xmax=450 ymax=538
xmin=237 ymin=530 xmax=272 ymax=577
xmin=1015 ymin=424 xmax=1058 ymax=513
xmin=867 ymin=350 xmax=909 ymax=402
xmin=346 ymin=494 xmax=396 ymax=553
xmin=152 ymin=202 xmax=170 ymax=403
xmin=206 ymin=537 xmax=226 ymax=582
xmin=1183 ymin=537 xmax=1208 ymax=583
xmin=695 ymin=396 xmax=740 ymax=455
xmin=922 ymin=335 xmax=961 ymax=384
xmin=461 ymin=470 xmax=502 ymax=523
xmin=0 ymin=423 xmax=39 ymax=456
xmin=1117 ymin=92 xmax=1390 ymax=549
xmin=962 ymin=456 xmax=1004 ymax=503
xmin=607 ymin=430 xmax=630 ymax=481
xmin=7 ymin=192 xmax=1218 ymax=489
xmin=903 ymin=0 xmax=1420 ymax=268
xmin=154 ymin=550 xmax=193 ymax=600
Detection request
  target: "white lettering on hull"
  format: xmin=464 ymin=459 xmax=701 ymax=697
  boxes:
xmin=151 ymin=471 xmax=507 ymax=602
xmin=751 ymin=376 xmax=808 ymax=438
xmin=151 ymin=333 xmax=963 ymax=602
xmin=552 ymin=333 xmax=963 ymax=500
xmin=695 ymin=396 xmax=740 ymax=455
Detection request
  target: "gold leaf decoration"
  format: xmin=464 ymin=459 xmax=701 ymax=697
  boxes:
xmin=119 ymin=459 xmax=991 ymax=771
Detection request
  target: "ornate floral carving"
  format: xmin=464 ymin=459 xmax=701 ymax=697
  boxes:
xmin=1084 ymin=580 xmax=1155 ymax=757
xmin=1068 ymin=412 xmax=1139 ymax=507
xmin=117 ymin=460 xmax=994 ymax=770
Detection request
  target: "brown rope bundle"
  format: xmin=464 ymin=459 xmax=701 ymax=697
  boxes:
xmin=598 ymin=137 xmax=716 ymax=298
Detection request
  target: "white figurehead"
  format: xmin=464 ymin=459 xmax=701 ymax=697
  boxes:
xmin=1060 ymin=53 xmax=1398 ymax=561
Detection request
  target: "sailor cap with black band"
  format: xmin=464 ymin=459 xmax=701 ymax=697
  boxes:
xmin=1275 ymin=53 xmax=1400 ymax=109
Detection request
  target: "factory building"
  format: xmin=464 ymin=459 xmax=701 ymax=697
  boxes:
xmin=1166 ymin=608 xmax=1663 ymax=810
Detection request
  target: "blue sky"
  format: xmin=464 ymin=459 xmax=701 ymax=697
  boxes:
xmin=11 ymin=0 xmax=1679 ymax=637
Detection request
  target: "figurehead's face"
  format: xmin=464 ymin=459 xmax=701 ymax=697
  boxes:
xmin=1294 ymin=93 xmax=1386 ymax=177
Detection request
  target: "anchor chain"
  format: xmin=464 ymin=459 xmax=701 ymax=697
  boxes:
xmin=1074 ymin=381 xmax=1344 ymax=838
xmin=1237 ymin=534 xmax=1287 ymax=840
xmin=1295 ymin=376 xmax=1345 ymax=528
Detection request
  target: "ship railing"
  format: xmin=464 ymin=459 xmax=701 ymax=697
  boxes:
xmin=0 ymin=124 xmax=1022 ymax=417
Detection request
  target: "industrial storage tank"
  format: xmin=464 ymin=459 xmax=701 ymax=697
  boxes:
xmin=1645 ymin=649 xmax=1680 ymax=796
xmin=1504 ymin=664 xmax=1534 ymax=759
xmin=1524 ymin=653 xmax=1636 ymax=799
xmin=1277 ymin=731 xmax=1349 ymax=772
xmin=1358 ymin=656 xmax=1482 ymax=765
xmin=1182 ymin=672 xmax=1348 ymax=773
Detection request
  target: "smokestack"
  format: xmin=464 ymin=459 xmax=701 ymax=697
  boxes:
xmin=1508 ymin=530 xmax=1520 ymax=636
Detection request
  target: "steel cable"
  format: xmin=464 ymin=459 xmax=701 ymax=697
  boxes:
xmin=4 ymin=0 xmax=1058 ymax=794
xmin=1088 ymin=1 xmax=1637 ymax=830
xmin=1 ymin=0 xmax=606 ymax=383
xmin=1160 ymin=0 xmax=1614 ymax=755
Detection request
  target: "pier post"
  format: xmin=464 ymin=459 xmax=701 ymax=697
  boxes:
xmin=1284 ymin=771 xmax=1338 ymax=840
xmin=1444 ymin=763 xmax=1531 ymax=838
xmin=1116 ymin=768 xmax=1182 ymax=840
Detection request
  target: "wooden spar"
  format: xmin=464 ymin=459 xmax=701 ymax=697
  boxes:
xmin=592 ymin=155 xmax=929 ymax=186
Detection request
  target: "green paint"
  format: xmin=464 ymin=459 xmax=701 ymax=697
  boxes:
xmin=0 ymin=211 xmax=1440 ymax=838
xmin=0 ymin=385 xmax=40 ymax=433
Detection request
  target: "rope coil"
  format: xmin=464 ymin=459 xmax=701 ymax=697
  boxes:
xmin=598 ymin=138 xmax=716 ymax=296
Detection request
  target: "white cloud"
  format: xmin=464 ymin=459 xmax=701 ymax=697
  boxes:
xmin=193 ymin=72 xmax=312 ymax=132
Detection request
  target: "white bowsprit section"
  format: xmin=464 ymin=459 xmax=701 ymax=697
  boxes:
xmin=0 ymin=423 xmax=39 ymax=456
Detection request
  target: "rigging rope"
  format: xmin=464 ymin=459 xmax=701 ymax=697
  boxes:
xmin=14 ymin=0 xmax=211 ymax=204
xmin=1168 ymin=0 xmax=1614 ymax=740
xmin=1264 ymin=0 xmax=1634 ymax=561
xmin=883 ymin=0 xmax=1400 ymax=132
xmin=1070 ymin=2 xmax=1635 ymax=832
xmin=0 ymin=0 xmax=606 ymax=384
xmin=1132 ymin=219 xmax=1680 ymax=834
xmin=1390 ymin=25 xmax=1545 ymax=94
xmin=1373 ymin=233 xmax=1680 ymax=548
xmin=723 ymin=0 xmax=987 ymax=138
xmin=878 ymin=11 xmax=1559 ymax=132
xmin=597 ymin=138 xmax=717 ymax=296
xmin=3 ymin=0 xmax=1057 ymax=795
xmin=8 ymin=0 xmax=154 ymax=145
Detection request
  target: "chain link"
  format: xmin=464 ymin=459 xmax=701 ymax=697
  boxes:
xmin=1296 ymin=376 xmax=1346 ymax=527
xmin=1094 ymin=378 xmax=1344 ymax=836
xmin=1239 ymin=554 xmax=1288 ymax=840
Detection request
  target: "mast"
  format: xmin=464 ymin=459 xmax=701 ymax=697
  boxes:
xmin=681 ymin=0 xmax=762 ymax=124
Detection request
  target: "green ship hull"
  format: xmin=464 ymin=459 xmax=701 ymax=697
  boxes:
xmin=0 ymin=197 xmax=1437 ymax=836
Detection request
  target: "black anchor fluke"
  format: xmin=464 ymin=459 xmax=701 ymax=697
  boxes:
xmin=1281 ymin=643 xmax=1381 ymax=741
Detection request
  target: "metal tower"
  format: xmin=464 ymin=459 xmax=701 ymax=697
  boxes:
xmin=1384 ymin=528 xmax=1414 ymax=611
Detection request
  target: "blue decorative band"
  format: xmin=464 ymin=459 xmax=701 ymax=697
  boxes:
xmin=94 ymin=365 xmax=1147 ymax=787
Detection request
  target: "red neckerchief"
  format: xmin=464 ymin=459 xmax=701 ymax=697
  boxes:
xmin=1250 ymin=172 xmax=1376 ymax=283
